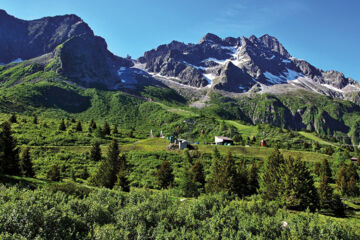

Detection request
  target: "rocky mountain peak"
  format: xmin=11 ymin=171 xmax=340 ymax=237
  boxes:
xmin=198 ymin=33 xmax=223 ymax=44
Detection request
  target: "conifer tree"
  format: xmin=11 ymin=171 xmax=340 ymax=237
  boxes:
xmin=314 ymin=162 xmax=321 ymax=176
xmin=103 ymin=122 xmax=111 ymax=135
xmin=113 ymin=124 xmax=118 ymax=134
xmin=206 ymin=147 xmax=223 ymax=193
xmin=279 ymin=156 xmax=319 ymax=211
xmin=248 ymin=163 xmax=259 ymax=195
xmin=76 ymin=121 xmax=82 ymax=132
xmin=47 ymin=165 xmax=61 ymax=181
xmin=347 ymin=176 xmax=359 ymax=197
xmin=9 ymin=113 xmax=17 ymax=123
xmin=80 ymin=167 xmax=90 ymax=180
xmin=115 ymin=162 xmax=130 ymax=192
xmin=0 ymin=122 xmax=20 ymax=175
xmin=90 ymin=141 xmax=102 ymax=162
xmin=59 ymin=119 xmax=66 ymax=131
xmin=89 ymin=119 xmax=97 ymax=131
xmin=259 ymin=147 xmax=284 ymax=200
xmin=235 ymin=159 xmax=248 ymax=196
xmin=320 ymin=159 xmax=332 ymax=181
xmin=318 ymin=175 xmax=333 ymax=209
xmin=190 ymin=160 xmax=205 ymax=189
xmin=33 ymin=115 xmax=38 ymax=124
xmin=156 ymin=159 xmax=174 ymax=189
xmin=19 ymin=147 xmax=34 ymax=177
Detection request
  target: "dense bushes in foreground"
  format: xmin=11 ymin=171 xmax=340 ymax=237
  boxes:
xmin=0 ymin=186 xmax=357 ymax=240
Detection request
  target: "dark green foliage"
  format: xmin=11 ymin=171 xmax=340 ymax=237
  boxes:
xmin=47 ymin=165 xmax=61 ymax=181
xmin=320 ymin=159 xmax=332 ymax=181
xmin=259 ymin=147 xmax=284 ymax=200
xmin=318 ymin=176 xmax=333 ymax=209
xmin=19 ymin=147 xmax=34 ymax=177
xmin=0 ymin=122 xmax=20 ymax=175
xmin=75 ymin=121 xmax=82 ymax=132
xmin=178 ymin=154 xmax=198 ymax=197
xmin=156 ymin=159 xmax=174 ymax=189
xmin=80 ymin=167 xmax=90 ymax=180
xmin=33 ymin=115 xmax=38 ymax=124
xmin=89 ymin=119 xmax=97 ymax=130
xmin=112 ymin=124 xmax=118 ymax=134
xmin=59 ymin=119 xmax=66 ymax=131
xmin=260 ymin=148 xmax=319 ymax=211
xmin=206 ymin=148 xmax=223 ymax=193
xmin=314 ymin=162 xmax=321 ymax=176
xmin=103 ymin=122 xmax=111 ymax=135
xmin=190 ymin=160 xmax=205 ymax=189
xmin=115 ymin=162 xmax=130 ymax=192
xmin=89 ymin=140 xmax=122 ymax=188
xmin=9 ymin=113 xmax=17 ymax=123
xmin=90 ymin=141 xmax=102 ymax=162
xmin=248 ymin=163 xmax=259 ymax=195
xmin=278 ymin=156 xmax=319 ymax=211
xmin=336 ymin=163 xmax=360 ymax=196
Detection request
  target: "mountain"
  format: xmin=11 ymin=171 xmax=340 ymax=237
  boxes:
xmin=0 ymin=10 xmax=133 ymax=88
xmin=138 ymin=33 xmax=360 ymax=103
xmin=0 ymin=10 xmax=360 ymax=145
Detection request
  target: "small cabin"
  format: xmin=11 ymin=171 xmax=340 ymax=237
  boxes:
xmin=215 ymin=136 xmax=234 ymax=146
xmin=351 ymin=157 xmax=358 ymax=162
xmin=178 ymin=139 xmax=189 ymax=150
xmin=260 ymin=139 xmax=267 ymax=147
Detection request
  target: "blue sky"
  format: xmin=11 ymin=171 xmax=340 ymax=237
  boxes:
xmin=1 ymin=0 xmax=359 ymax=80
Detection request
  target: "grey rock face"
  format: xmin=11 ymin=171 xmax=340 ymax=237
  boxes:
xmin=0 ymin=10 xmax=94 ymax=63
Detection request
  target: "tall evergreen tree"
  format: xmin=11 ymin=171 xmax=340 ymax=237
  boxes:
xmin=33 ymin=115 xmax=38 ymax=124
xmin=248 ymin=163 xmax=259 ymax=195
xmin=90 ymin=141 xmax=102 ymax=162
xmin=259 ymin=147 xmax=284 ymax=200
xmin=0 ymin=122 xmax=20 ymax=175
xmin=206 ymin=147 xmax=223 ymax=193
xmin=113 ymin=124 xmax=118 ymax=135
xmin=347 ymin=176 xmax=359 ymax=197
xmin=59 ymin=119 xmax=66 ymax=131
xmin=319 ymin=159 xmax=332 ymax=181
xmin=47 ymin=165 xmax=61 ymax=181
xmin=279 ymin=156 xmax=319 ymax=211
xmin=115 ymin=163 xmax=130 ymax=192
xmin=235 ymin=159 xmax=248 ymax=196
xmin=103 ymin=122 xmax=111 ymax=135
xmin=318 ymin=175 xmax=333 ymax=209
xmin=89 ymin=119 xmax=97 ymax=131
xmin=19 ymin=147 xmax=34 ymax=177
xmin=9 ymin=113 xmax=17 ymax=123
xmin=190 ymin=160 xmax=205 ymax=189
xmin=76 ymin=121 xmax=82 ymax=132
xmin=156 ymin=159 xmax=174 ymax=189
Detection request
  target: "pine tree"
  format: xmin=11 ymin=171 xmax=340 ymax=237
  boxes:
xmin=80 ymin=167 xmax=90 ymax=180
xmin=76 ymin=121 xmax=82 ymax=132
xmin=347 ymin=162 xmax=359 ymax=181
xmin=33 ymin=115 xmax=38 ymax=124
xmin=347 ymin=176 xmax=359 ymax=197
xmin=206 ymin=148 xmax=223 ymax=193
xmin=19 ymin=147 xmax=34 ymax=177
xmin=47 ymin=165 xmax=61 ymax=181
xmin=314 ymin=162 xmax=321 ymax=176
xmin=89 ymin=119 xmax=97 ymax=131
xmin=318 ymin=175 xmax=333 ymax=209
xmin=279 ymin=156 xmax=319 ymax=211
xmin=156 ymin=159 xmax=174 ymax=189
xmin=90 ymin=141 xmax=102 ymax=162
xmin=0 ymin=122 xmax=20 ymax=175
xmin=190 ymin=160 xmax=205 ymax=189
xmin=115 ymin=163 xmax=130 ymax=192
xmin=9 ymin=113 xmax=17 ymax=123
xmin=103 ymin=122 xmax=111 ymax=135
xmin=113 ymin=124 xmax=118 ymax=135
xmin=248 ymin=163 xmax=259 ymax=195
xmin=59 ymin=119 xmax=66 ymax=131
xmin=319 ymin=159 xmax=332 ymax=181
xmin=259 ymin=147 xmax=284 ymax=200
xmin=235 ymin=159 xmax=248 ymax=196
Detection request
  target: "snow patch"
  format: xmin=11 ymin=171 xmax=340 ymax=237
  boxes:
xmin=264 ymin=72 xmax=285 ymax=84
xmin=282 ymin=59 xmax=291 ymax=63
xmin=201 ymin=57 xmax=227 ymax=65
xmin=10 ymin=58 xmax=23 ymax=64
xmin=284 ymin=68 xmax=303 ymax=80
xmin=322 ymin=84 xmax=343 ymax=93
xmin=203 ymin=73 xmax=216 ymax=87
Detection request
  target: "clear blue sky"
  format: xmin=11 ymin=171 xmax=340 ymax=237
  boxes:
xmin=1 ymin=0 xmax=359 ymax=80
